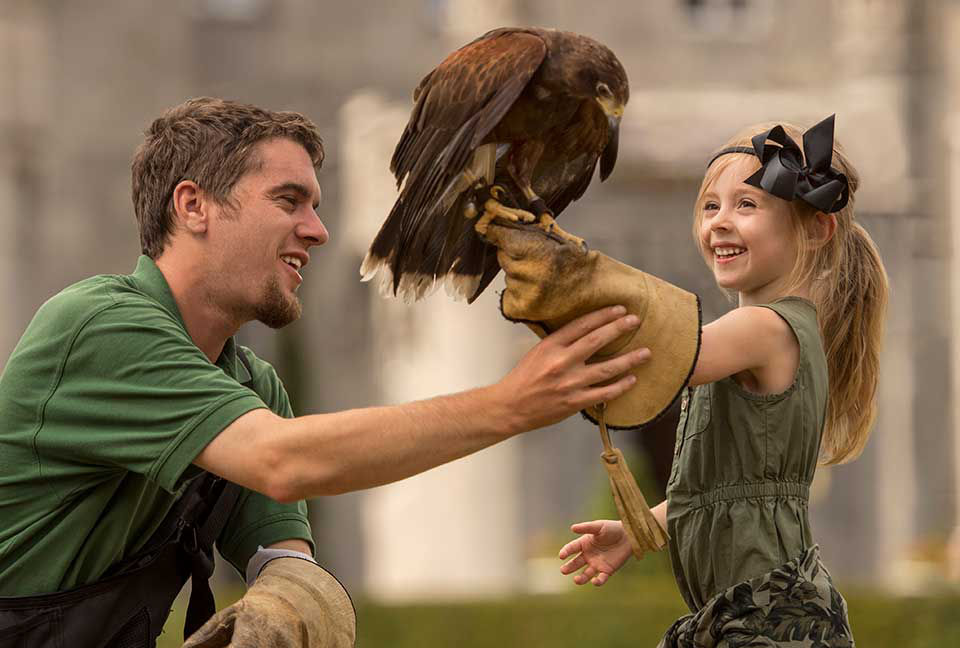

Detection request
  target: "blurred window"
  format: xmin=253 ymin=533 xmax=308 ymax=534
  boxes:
xmin=198 ymin=0 xmax=271 ymax=23
xmin=680 ymin=0 xmax=772 ymax=39
xmin=683 ymin=0 xmax=748 ymax=14
xmin=683 ymin=0 xmax=748 ymax=30
xmin=431 ymin=0 xmax=517 ymax=42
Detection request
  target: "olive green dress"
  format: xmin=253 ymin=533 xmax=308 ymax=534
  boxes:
xmin=660 ymin=298 xmax=854 ymax=647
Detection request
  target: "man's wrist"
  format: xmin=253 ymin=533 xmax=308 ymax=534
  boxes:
xmin=477 ymin=383 xmax=523 ymax=438
xmin=245 ymin=544 xmax=318 ymax=586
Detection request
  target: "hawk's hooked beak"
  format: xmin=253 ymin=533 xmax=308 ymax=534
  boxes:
xmin=597 ymin=99 xmax=623 ymax=181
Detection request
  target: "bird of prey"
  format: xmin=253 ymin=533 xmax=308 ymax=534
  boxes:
xmin=361 ymin=26 xmax=629 ymax=303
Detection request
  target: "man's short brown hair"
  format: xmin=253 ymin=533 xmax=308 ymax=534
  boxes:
xmin=131 ymin=97 xmax=325 ymax=258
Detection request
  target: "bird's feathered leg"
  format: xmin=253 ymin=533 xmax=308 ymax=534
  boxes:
xmin=508 ymin=140 xmax=588 ymax=252
xmin=439 ymin=143 xmax=498 ymax=219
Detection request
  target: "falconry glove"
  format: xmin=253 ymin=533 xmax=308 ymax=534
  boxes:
xmin=481 ymin=222 xmax=701 ymax=428
xmin=480 ymin=222 xmax=701 ymax=557
xmin=182 ymin=557 xmax=356 ymax=648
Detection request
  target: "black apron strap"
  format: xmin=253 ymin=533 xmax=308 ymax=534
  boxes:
xmin=181 ymin=478 xmax=243 ymax=639
xmin=181 ymin=347 xmax=255 ymax=639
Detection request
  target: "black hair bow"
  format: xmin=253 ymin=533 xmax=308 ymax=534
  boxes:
xmin=743 ymin=114 xmax=849 ymax=213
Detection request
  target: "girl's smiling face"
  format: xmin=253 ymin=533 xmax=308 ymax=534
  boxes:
xmin=697 ymin=155 xmax=800 ymax=306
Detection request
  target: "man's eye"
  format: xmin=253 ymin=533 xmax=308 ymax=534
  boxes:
xmin=280 ymin=196 xmax=297 ymax=207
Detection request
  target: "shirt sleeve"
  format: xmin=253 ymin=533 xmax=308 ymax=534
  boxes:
xmin=36 ymin=301 xmax=268 ymax=493
xmin=216 ymin=348 xmax=314 ymax=575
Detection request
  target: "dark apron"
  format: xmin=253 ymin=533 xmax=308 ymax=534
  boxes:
xmin=0 ymin=351 xmax=256 ymax=648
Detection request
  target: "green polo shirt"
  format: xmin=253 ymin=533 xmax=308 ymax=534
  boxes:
xmin=0 ymin=256 xmax=313 ymax=595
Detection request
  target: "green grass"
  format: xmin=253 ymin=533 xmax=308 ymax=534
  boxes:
xmin=157 ymin=554 xmax=960 ymax=647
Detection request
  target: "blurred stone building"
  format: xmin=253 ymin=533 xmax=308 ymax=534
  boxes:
xmin=0 ymin=0 xmax=956 ymax=599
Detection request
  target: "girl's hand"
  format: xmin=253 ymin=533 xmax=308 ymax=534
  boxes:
xmin=558 ymin=519 xmax=633 ymax=586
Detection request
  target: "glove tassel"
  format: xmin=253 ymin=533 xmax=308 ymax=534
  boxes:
xmin=596 ymin=403 xmax=668 ymax=559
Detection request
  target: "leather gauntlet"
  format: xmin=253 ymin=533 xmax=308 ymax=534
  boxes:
xmin=182 ymin=557 xmax=356 ymax=648
xmin=482 ymin=222 xmax=700 ymax=429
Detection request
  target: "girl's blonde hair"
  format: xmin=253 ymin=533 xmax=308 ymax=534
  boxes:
xmin=694 ymin=122 xmax=889 ymax=465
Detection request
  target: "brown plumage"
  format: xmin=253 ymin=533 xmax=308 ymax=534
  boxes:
xmin=361 ymin=27 xmax=629 ymax=302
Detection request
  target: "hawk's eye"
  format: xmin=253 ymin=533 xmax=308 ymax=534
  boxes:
xmin=596 ymin=82 xmax=612 ymax=99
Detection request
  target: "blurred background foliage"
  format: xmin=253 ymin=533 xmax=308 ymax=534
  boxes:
xmin=159 ymin=451 xmax=960 ymax=647
xmin=158 ymin=570 xmax=960 ymax=647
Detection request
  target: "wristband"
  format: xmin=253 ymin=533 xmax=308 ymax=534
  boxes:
xmin=245 ymin=544 xmax=318 ymax=586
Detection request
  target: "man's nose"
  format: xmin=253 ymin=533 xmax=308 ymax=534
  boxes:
xmin=299 ymin=213 xmax=329 ymax=247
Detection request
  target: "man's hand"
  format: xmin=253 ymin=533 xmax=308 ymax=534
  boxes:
xmin=492 ymin=305 xmax=651 ymax=433
xmin=558 ymin=519 xmax=633 ymax=587
xmin=182 ymin=558 xmax=355 ymax=647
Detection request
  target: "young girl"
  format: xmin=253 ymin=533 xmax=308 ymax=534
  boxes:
xmin=557 ymin=116 xmax=888 ymax=647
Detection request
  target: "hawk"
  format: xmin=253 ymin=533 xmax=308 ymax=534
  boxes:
xmin=361 ymin=27 xmax=629 ymax=303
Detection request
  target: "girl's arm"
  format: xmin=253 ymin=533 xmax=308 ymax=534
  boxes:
xmin=558 ymin=501 xmax=669 ymax=587
xmin=690 ymin=306 xmax=800 ymax=394
xmin=652 ymin=499 xmax=667 ymax=530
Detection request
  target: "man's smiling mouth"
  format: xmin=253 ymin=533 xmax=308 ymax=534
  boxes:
xmin=280 ymin=255 xmax=303 ymax=274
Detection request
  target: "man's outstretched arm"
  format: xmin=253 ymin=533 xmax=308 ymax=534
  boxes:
xmin=195 ymin=306 xmax=648 ymax=502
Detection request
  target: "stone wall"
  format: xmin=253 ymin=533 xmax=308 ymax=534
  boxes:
xmin=0 ymin=0 xmax=954 ymax=594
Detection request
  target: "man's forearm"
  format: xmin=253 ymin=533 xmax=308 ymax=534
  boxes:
xmin=196 ymin=307 xmax=648 ymax=501
xmin=199 ymin=383 xmax=518 ymax=501
xmin=272 ymin=384 xmax=518 ymax=498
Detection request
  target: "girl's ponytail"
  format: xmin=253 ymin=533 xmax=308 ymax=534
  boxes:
xmin=812 ymin=220 xmax=888 ymax=464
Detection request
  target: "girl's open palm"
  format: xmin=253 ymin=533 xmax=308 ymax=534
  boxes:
xmin=558 ymin=519 xmax=633 ymax=586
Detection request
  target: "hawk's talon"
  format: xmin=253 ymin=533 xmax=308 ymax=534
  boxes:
xmin=483 ymin=199 xmax=536 ymax=224
xmin=474 ymin=198 xmax=537 ymax=237
xmin=536 ymin=212 xmax=587 ymax=252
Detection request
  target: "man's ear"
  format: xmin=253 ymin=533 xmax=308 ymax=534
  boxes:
xmin=172 ymin=180 xmax=208 ymax=234
xmin=810 ymin=211 xmax=837 ymax=249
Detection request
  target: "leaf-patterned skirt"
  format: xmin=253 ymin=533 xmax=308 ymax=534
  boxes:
xmin=658 ymin=545 xmax=854 ymax=648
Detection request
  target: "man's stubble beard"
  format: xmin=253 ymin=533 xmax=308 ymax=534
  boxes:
xmin=254 ymin=275 xmax=302 ymax=329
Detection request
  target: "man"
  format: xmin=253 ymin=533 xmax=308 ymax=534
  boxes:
xmin=0 ymin=98 xmax=648 ymax=647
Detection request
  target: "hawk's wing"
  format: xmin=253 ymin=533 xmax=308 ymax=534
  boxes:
xmin=372 ymin=29 xmax=547 ymax=294
xmin=536 ymin=101 xmax=612 ymax=215
xmin=463 ymin=101 xmax=612 ymax=302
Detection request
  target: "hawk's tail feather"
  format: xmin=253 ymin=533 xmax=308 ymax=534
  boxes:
xmin=393 ymin=111 xmax=494 ymax=263
xmin=366 ymin=136 xmax=505 ymax=303
xmin=467 ymin=261 xmax=504 ymax=304
xmin=361 ymin=253 xmax=441 ymax=303
xmin=362 ymin=236 xmax=487 ymax=304
xmin=359 ymin=249 xmax=387 ymax=284
xmin=393 ymin=192 xmax=499 ymax=299
xmin=443 ymin=270 xmax=481 ymax=303
xmin=366 ymin=196 xmax=407 ymax=278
